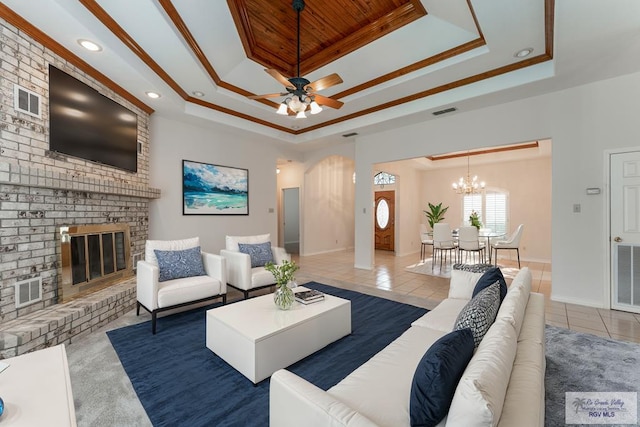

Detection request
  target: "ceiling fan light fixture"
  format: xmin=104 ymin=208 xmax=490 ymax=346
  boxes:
xmin=249 ymin=0 xmax=343 ymax=117
xmin=288 ymin=95 xmax=302 ymax=112
xmin=296 ymin=110 xmax=307 ymax=119
xmin=310 ymin=100 xmax=322 ymax=114
xmin=276 ymin=102 xmax=289 ymax=115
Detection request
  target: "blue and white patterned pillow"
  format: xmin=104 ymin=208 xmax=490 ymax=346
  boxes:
xmin=154 ymin=246 xmax=206 ymax=282
xmin=453 ymin=263 xmax=494 ymax=274
xmin=238 ymin=242 xmax=274 ymax=268
xmin=453 ymin=281 xmax=501 ymax=347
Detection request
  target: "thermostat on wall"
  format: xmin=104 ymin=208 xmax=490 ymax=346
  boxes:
xmin=586 ymin=188 xmax=601 ymax=195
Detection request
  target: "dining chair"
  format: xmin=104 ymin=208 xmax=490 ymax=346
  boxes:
xmin=432 ymin=223 xmax=457 ymax=270
xmin=491 ymin=224 xmax=524 ymax=268
xmin=419 ymin=223 xmax=433 ymax=262
xmin=457 ymin=226 xmax=487 ymax=264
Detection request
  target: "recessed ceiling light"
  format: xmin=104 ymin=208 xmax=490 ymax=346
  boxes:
xmin=192 ymin=91 xmax=205 ymax=97
xmin=145 ymin=91 xmax=161 ymax=99
xmin=514 ymin=48 xmax=534 ymax=58
xmin=78 ymin=39 xmax=102 ymax=52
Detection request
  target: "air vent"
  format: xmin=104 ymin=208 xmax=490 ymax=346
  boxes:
xmin=432 ymin=107 xmax=457 ymax=116
xmin=14 ymin=84 xmax=42 ymax=118
xmin=15 ymin=277 xmax=42 ymax=308
xmin=132 ymin=252 xmax=144 ymax=272
xmin=342 ymin=132 xmax=358 ymax=137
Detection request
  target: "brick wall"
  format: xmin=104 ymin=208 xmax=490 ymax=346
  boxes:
xmin=0 ymin=18 xmax=159 ymax=326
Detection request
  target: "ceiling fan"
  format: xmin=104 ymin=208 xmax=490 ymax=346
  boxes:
xmin=248 ymin=0 xmax=344 ymax=118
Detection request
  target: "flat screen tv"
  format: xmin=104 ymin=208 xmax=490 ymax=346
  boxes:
xmin=48 ymin=65 xmax=138 ymax=172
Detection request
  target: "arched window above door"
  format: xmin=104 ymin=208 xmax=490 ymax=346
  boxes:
xmin=374 ymin=171 xmax=396 ymax=187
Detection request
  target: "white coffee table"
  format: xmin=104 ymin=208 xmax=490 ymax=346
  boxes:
xmin=0 ymin=344 xmax=77 ymax=426
xmin=206 ymin=287 xmax=351 ymax=383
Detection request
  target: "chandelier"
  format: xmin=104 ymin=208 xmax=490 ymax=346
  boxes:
xmin=452 ymin=153 xmax=485 ymax=194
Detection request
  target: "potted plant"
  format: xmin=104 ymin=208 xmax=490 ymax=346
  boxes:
xmin=423 ymin=202 xmax=449 ymax=230
xmin=265 ymin=260 xmax=300 ymax=310
xmin=469 ymin=210 xmax=482 ymax=229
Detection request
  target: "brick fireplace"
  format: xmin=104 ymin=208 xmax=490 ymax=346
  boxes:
xmin=59 ymin=223 xmax=133 ymax=303
xmin=0 ymin=17 xmax=161 ymax=357
xmin=0 ymin=162 xmax=160 ymax=357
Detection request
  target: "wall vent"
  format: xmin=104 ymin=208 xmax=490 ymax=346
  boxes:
xmin=342 ymin=132 xmax=358 ymax=137
xmin=14 ymin=84 xmax=42 ymax=118
xmin=432 ymin=107 xmax=457 ymax=116
xmin=15 ymin=277 xmax=43 ymax=308
xmin=132 ymin=252 xmax=144 ymax=271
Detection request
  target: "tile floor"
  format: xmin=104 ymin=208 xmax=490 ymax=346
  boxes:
xmin=291 ymin=249 xmax=640 ymax=344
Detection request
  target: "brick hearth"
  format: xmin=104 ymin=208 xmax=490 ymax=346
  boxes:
xmin=0 ymin=278 xmax=136 ymax=358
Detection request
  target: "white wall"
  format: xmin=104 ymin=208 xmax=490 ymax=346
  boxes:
xmin=354 ymin=70 xmax=640 ymax=309
xmin=148 ymin=116 xmax=288 ymax=254
xmin=303 ymin=155 xmax=356 ymax=255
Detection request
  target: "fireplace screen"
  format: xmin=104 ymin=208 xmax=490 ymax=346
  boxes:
xmin=60 ymin=224 xmax=132 ymax=301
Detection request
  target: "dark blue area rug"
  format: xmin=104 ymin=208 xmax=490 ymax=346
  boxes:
xmin=107 ymin=282 xmax=428 ymax=427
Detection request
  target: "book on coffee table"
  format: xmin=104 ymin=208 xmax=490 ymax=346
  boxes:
xmin=295 ymin=289 xmax=324 ymax=304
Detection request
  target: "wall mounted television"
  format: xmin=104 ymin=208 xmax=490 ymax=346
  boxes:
xmin=48 ymin=65 xmax=138 ymax=172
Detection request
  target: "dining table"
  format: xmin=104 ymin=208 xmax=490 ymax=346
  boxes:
xmin=450 ymin=229 xmax=506 ymax=264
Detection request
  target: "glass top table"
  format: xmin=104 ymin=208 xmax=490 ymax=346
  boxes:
xmin=427 ymin=229 xmax=506 ymax=264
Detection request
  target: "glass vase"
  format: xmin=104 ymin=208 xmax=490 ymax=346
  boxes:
xmin=273 ymin=284 xmax=295 ymax=310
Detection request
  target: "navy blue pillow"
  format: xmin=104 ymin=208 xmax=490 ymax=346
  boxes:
xmin=409 ymin=328 xmax=475 ymax=426
xmin=472 ymin=267 xmax=507 ymax=301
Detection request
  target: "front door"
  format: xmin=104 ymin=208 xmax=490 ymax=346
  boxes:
xmin=611 ymin=151 xmax=640 ymax=313
xmin=374 ymin=191 xmax=395 ymax=251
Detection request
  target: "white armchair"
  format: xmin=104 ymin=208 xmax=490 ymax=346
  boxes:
xmin=136 ymin=237 xmax=226 ymax=334
xmin=220 ymin=234 xmax=291 ymax=299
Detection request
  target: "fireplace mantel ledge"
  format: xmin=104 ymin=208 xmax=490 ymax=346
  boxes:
xmin=0 ymin=162 xmax=160 ymax=199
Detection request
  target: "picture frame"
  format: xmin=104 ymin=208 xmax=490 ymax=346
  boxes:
xmin=182 ymin=159 xmax=249 ymax=215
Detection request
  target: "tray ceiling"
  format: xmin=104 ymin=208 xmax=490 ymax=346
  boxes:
xmin=2 ymin=0 xmax=640 ymax=146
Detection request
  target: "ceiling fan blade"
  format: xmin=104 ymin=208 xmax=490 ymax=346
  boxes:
xmin=265 ymin=69 xmax=294 ymax=89
xmin=313 ymin=94 xmax=344 ymax=110
xmin=304 ymin=73 xmax=343 ymax=93
xmin=248 ymin=93 xmax=285 ymax=100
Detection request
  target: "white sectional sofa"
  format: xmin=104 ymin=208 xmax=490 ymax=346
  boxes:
xmin=270 ymin=267 xmax=545 ymax=427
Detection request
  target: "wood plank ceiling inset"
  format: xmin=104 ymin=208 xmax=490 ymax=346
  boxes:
xmin=227 ymin=0 xmax=427 ymax=77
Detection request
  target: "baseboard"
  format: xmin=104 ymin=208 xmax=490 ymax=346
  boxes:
xmin=550 ymin=294 xmax=605 ymax=309
xmin=494 ymin=255 xmax=551 ymax=264
xmin=302 ymin=247 xmax=350 ymax=257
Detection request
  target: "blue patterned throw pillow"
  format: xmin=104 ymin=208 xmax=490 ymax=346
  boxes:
xmin=238 ymin=242 xmax=274 ymax=268
xmin=453 ymin=263 xmax=494 ymax=274
xmin=453 ymin=281 xmax=501 ymax=348
xmin=154 ymin=246 xmax=206 ymax=282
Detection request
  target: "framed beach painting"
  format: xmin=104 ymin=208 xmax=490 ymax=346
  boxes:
xmin=182 ymin=160 xmax=249 ymax=215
